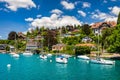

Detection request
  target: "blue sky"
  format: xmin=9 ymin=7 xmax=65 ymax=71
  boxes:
xmin=0 ymin=0 xmax=120 ymax=39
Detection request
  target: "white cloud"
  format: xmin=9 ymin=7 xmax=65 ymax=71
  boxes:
xmin=103 ymin=0 xmax=107 ymax=3
xmin=25 ymin=17 xmax=33 ymax=22
xmin=91 ymin=10 xmax=109 ymax=20
xmin=61 ymin=1 xmax=75 ymax=10
xmin=110 ymin=6 xmax=120 ymax=16
xmin=0 ymin=8 xmax=9 ymax=12
xmin=105 ymin=17 xmax=117 ymax=22
xmin=50 ymin=9 xmax=63 ymax=15
xmin=108 ymin=7 xmax=112 ymax=10
xmin=91 ymin=9 xmax=117 ymax=22
xmin=0 ymin=0 xmax=36 ymax=11
xmin=82 ymin=2 xmax=91 ymax=8
xmin=37 ymin=14 xmax=42 ymax=18
xmin=26 ymin=14 xmax=81 ymax=29
xmin=78 ymin=10 xmax=86 ymax=17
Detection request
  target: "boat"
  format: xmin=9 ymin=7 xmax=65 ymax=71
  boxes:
xmin=78 ymin=55 xmax=90 ymax=60
xmin=12 ymin=54 xmax=20 ymax=58
xmin=56 ymin=56 xmax=68 ymax=64
xmin=62 ymin=54 xmax=72 ymax=58
xmin=47 ymin=53 xmax=52 ymax=57
xmin=10 ymin=52 xmax=16 ymax=55
xmin=10 ymin=52 xmax=20 ymax=58
xmin=90 ymin=58 xmax=115 ymax=65
xmin=40 ymin=54 xmax=47 ymax=59
xmin=23 ymin=51 xmax=33 ymax=56
xmin=90 ymin=33 xmax=115 ymax=65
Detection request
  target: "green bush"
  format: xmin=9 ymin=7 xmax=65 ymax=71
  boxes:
xmin=75 ymin=46 xmax=90 ymax=55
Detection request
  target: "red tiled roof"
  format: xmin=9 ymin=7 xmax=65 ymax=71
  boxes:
xmin=91 ymin=21 xmax=117 ymax=29
xmin=75 ymin=43 xmax=96 ymax=47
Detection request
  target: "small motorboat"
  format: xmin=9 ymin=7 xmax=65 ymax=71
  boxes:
xmin=10 ymin=52 xmax=16 ymax=55
xmin=40 ymin=54 xmax=47 ymax=59
xmin=62 ymin=54 xmax=72 ymax=58
xmin=10 ymin=52 xmax=20 ymax=58
xmin=78 ymin=55 xmax=90 ymax=60
xmin=23 ymin=51 xmax=33 ymax=56
xmin=47 ymin=54 xmax=52 ymax=57
xmin=90 ymin=58 xmax=115 ymax=65
xmin=56 ymin=56 xmax=68 ymax=64
xmin=12 ymin=54 xmax=20 ymax=58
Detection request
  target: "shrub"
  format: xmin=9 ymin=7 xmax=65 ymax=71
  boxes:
xmin=75 ymin=46 xmax=90 ymax=56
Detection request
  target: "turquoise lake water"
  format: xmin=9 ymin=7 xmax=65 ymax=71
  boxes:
xmin=0 ymin=53 xmax=120 ymax=80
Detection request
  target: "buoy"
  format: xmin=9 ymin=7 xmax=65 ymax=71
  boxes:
xmin=50 ymin=60 xmax=52 ymax=62
xmin=87 ymin=61 xmax=89 ymax=64
xmin=74 ymin=57 xmax=76 ymax=59
xmin=7 ymin=64 xmax=11 ymax=68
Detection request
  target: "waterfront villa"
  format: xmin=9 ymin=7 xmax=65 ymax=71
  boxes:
xmin=0 ymin=44 xmax=7 ymax=52
xmin=52 ymin=44 xmax=66 ymax=51
xmin=9 ymin=45 xmax=15 ymax=52
xmin=91 ymin=21 xmax=116 ymax=35
xmin=18 ymin=32 xmax=26 ymax=40
xmin=26 ymin=39 xmax=39 ymax=52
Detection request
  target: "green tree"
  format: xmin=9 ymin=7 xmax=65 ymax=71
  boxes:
xmin=117 ymin=12 xmax=120 ymax=25
xmin=75 ymin=46 xmax=91 ymax=56
xmin=101 ymin=28 xmax=113 ymax=52
xmin=81 ymin=24 xmax=91 ymax=36
xmin=8 ymin=31 xmax=18 ymax=40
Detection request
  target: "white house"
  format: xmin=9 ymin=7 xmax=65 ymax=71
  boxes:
xmin=91 ymin=21 xmax=116 ymax=35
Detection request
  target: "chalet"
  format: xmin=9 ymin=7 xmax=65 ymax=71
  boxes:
xmin=0 ymin=44 xmax=7 ymax=52
xmin=91 ymin=21 xmax=116 ymax=35
xmin=9 ymin=45 xmax=15 ymax=52
xmin=26 ymin=39 xmax=39 ymax=52
xmin=18 ymin=32 xmax=26 ymax=40
xmin=52 ymin=44 xmax=66 ymax=51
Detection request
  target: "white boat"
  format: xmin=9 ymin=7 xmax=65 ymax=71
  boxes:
xmin=56 ymin=56 xmax=68 ymax=64
xmin=10 ymin=52 xmax=20 ymax=58
xmin=10 ymin=52 xmax=16 ymax=55
xmin=90 ymin=58 xmax=115 ymax=65
xmin=78 ymin=55 xmax=90 ymax=60
xmin=23 ymin=51 xmax=33 ymax=56
xmin=40 ymin=54 xmax=47 ymax=59
xmin=47 ymin=54 xmax=52 ymax=57
xmin=12 ymin=54 xmax=20 ymax=58
xmin=62 ymin=54 xmax=72 ymax=58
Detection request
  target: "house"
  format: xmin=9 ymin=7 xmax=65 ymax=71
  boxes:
xmin=0 ymin=44 xmax=7 ymax=52
xmin=82 ymin=36 xmax=92 ymax=43
xmin=52 ymin=44 xmax=66 ymax=51
xmin=18 ymin=32 xmax=26 ymax=40
xmin=91 ymin=21 xmax=116 ymax=35
xmin=9 ymin=45 xmax=15 ymax=52
xmin=26 ymin=39 xmax=39 ymax=51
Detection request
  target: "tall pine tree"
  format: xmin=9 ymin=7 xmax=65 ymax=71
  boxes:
xmin=117 ymin=12 xmax=120 ymax=25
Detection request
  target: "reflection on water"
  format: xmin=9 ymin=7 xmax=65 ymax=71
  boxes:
xmin=0 ymin=54 xmax=120 ymax=80
xmin=56 ymin=63 xmax=67 ymax=68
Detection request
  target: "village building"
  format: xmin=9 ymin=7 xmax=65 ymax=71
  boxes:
xmin=0 ymin=44 xmax=7 ymax=52
xmin=9 ymin=45 xmax=15 ymax=52
xmin=52 ymin=44 xmax=66 ymax=51
xmin=82 ymin=36 xmax=92 ymax=43
xmin=18 ymin=32 xmax=26 ymax=40
xmin=91 ymin=21 xmax=116 ymax=35
xmin=26 ymin=39 xmax=39 ymax=52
